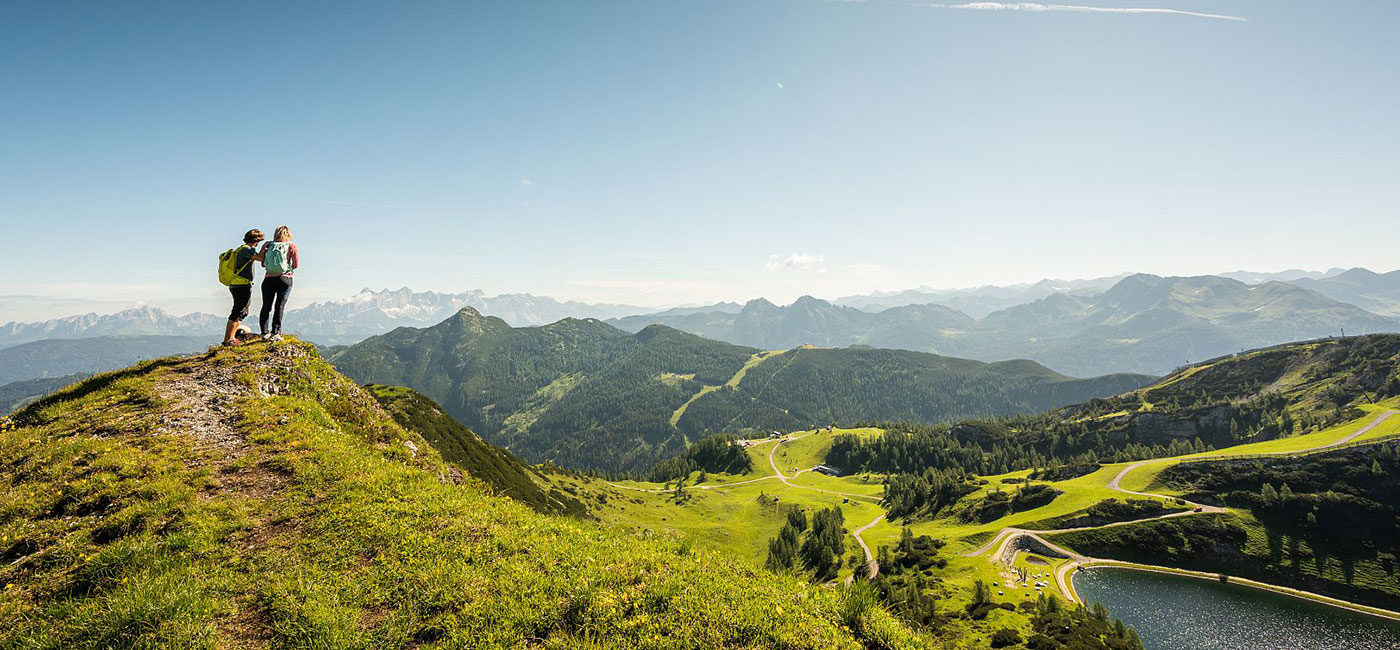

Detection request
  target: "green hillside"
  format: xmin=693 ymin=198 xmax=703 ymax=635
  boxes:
xmin=364 ymin=384 xmax=585 ymax=516
xmin=826 ymin=335 xmax=1400 ymax=482
xmin=674 ymin=346 xmax=1151 ymax=441
xmin=329 ymin=309 xmax=1153 ymax=474
xmin=0 ymin=340 xmax=928 ymax=648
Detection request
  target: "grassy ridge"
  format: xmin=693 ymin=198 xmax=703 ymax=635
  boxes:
xmin=0 ymin=341 xmax=929 ymax=648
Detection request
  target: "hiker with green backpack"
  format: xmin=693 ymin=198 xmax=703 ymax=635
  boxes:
xmin=257 ymin=225 xmax=300 ymax=341
xmin=217 ymin=229 xmax=265 ymax=346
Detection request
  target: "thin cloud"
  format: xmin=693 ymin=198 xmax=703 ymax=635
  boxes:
xmin=520 ymin=178 xmax=536 ymax=186
xmin=925 ymin=2 xmax=1247 ymax=22
xmin=766 ymin=253 xmax=827 ymax=272
xmin=321 ymin=200 xmax=419 ymax=209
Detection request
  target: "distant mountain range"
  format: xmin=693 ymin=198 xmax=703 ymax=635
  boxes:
xmin=328 ymin=309 xmax=1151 ymax=473
xmin=0 ymin=307 xmax=222 ymax=348
xmin=1286 ymin=268 xmax=1400 ymax=317
xmin=0 ymin=288 xmax=655 ymax=348
xmin=1215 ymin=268 xmax=1347 ymax=285
xmin=608 ymin=274 xmax=1400 ymax=376
xmin=832 ymin=275 xmax=1130 ymax=318
xmin=285 ymin=288 xmax=652 ymax=344
xmin=6 ymin=269 xmax=1398 ymax=380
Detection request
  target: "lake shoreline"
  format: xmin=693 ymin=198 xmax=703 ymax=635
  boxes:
xmin=1069 ymin=561 xmax=1400 ymax=623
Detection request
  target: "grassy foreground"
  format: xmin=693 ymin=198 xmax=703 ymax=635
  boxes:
xmin=0 ymin=340 xmax=929 ymax=648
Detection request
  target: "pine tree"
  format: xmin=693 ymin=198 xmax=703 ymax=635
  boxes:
xmin=1260 ymin=483 xmax=1279 ymax=503
xmin=787 ymin=507 xmax=808 ymax=531
xmin=1279 ymin=482 xmax=1295 ymax=500
xmin=972 ymin=579 xmax=991 ymax=605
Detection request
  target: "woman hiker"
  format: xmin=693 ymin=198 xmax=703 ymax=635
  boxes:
xmin=221 ymin=229 xmax=264 ymax=346
xmin=258 ymin=225 xmax=299 ymax=341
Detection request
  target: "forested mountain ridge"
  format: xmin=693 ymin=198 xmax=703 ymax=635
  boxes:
xmin=329 ymin=308 xmax=1153 ymax=474
xmin=829 ymin=334 xmax=1400 ymax=483
xmin=0 ymin=374 xmax=88 ymax=413
xmin=609 ymin=274 xmax=1399 ymax=376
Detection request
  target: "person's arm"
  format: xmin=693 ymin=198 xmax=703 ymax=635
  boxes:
xmin=253 ymin=242 xmax=269 ymax=262
xmin=289 ymin=243 xmax=299 ymax=270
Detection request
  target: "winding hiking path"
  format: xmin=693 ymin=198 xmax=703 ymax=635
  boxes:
xmin=852 ymin=514 xmax=885 ymax=579
xmin=967 ymin=409 xmax=1400 ymax=615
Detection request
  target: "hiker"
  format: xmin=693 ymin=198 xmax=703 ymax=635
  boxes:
xmin=258 ymin=225 xmax=299 ymax=341
xmin=218 ymin=229 xmax=264 ymax=346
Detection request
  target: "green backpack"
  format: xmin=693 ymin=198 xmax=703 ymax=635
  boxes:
xmin=218 ymin=246 xmax=253 ymax=286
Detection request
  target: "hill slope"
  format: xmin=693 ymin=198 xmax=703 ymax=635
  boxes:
xmin=0 ymin=341 xmax=924 ymax=648
xmin=364 ymin=384 xmax=586 ymax=516
xmin=330 ymin=309 xmax=1153 ymax=473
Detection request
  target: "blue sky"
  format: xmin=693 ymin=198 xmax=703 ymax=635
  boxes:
xmin=2 ymin=1 xmax=1398 ymax=320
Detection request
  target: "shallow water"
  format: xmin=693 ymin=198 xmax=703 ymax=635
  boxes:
xmin=1073 ymin=567 xmax=1400 ymax=650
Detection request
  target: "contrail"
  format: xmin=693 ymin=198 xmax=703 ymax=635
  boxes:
xmin=925 ymin=2 xmax=1247 ymax=22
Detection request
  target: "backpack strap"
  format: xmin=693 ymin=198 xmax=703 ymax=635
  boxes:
xmin=234 ymin=245 xmax=254 ymax=275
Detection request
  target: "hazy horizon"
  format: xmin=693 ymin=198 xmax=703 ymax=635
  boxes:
xmin=2 ymin=265 xmax=1389 ymax=323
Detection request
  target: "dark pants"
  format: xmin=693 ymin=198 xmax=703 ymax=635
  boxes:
xmin=228 ymin=285 xmax=252 ymax=322
xmin=260 ymin=276 xmax=293 ymax=335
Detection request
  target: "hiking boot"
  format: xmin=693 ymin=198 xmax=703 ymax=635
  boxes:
xmin=268 ymin=334 xmax=284 ymax=342
xmin=222 ymin=339 xmax=242 ymax=347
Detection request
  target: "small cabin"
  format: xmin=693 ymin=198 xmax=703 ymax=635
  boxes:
xmin=812 ymin=465 xmax=844 ymax=477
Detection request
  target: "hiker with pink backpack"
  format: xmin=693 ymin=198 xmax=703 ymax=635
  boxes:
xmin=257 ymin=226 xmax=300 ymax=341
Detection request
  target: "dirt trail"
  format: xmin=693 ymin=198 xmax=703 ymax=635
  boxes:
xmin=155 ymin=356 xmax=250 ymax=451
xmin=852 ymin=514 xmax=885 ymax=579
xmin=148 ymin=344 xmax=314 ymax=644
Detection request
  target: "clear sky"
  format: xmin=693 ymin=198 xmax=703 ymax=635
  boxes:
xmin=2 ymin=1 xmax=1397 ymax=321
